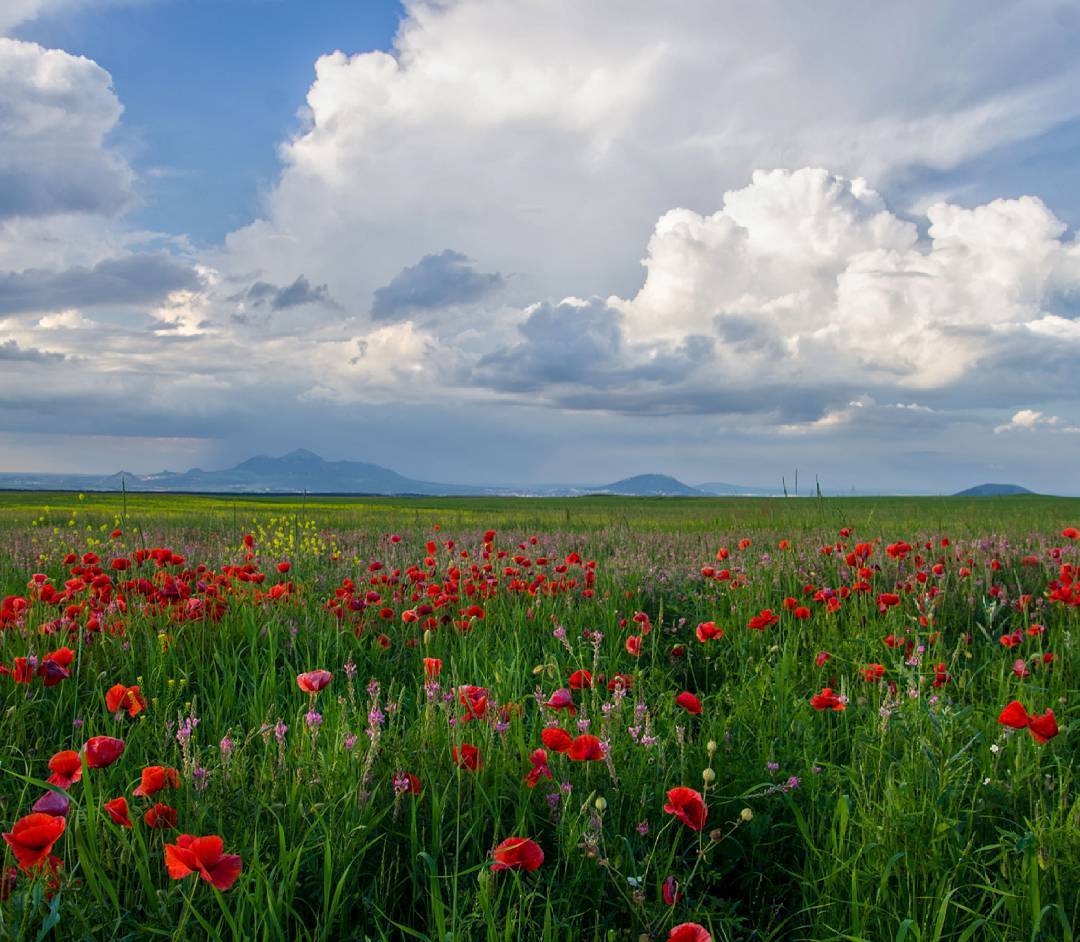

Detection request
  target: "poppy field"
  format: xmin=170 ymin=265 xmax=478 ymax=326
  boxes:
xmin=0 ymin=491 xmax=1076 ymax=941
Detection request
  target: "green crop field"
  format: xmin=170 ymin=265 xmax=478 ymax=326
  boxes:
xmin=0 ymin=492 xmax=1076 ymax=941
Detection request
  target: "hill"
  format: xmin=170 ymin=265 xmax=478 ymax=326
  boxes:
xmin=953 ymin=483 xmax=1035 ymax=497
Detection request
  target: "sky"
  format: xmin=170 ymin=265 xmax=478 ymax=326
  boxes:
xmin=2 ymin=0 xmax=1080 ymax=494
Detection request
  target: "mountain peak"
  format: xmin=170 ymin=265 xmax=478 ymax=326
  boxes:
xmin=281 ymin=448 xmax=323 ymax=463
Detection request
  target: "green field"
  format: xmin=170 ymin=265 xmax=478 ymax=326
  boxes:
xmin=0 ymin=492 xmax=1076 ymax=941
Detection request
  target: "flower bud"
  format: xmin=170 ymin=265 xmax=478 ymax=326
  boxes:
xmin=595 ymin=796 xmax=607 ymax=812
xmin=740 ymin=807 xmax=754 ymax=822
xmin=702 ymin=768 xmax=716 ymax=784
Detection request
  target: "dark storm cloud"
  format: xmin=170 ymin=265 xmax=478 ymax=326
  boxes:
xmin=371 ymin=250 xmax=504 ymax=319
xmin=0 ymin=254 xmax=201 ymax=314
xmin=0 ymin=338 xmax=65 ymax=362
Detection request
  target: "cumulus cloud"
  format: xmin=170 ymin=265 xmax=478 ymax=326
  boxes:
xmin=994 ymin=409 xmax=1080 ymax=433
xmin=0 ymin=38 xmax=135 ymax=219
xmin=219 ymin=0 xmax=1080 ymax=313
xmin=372 ymin=250 xmax=504 ymax=320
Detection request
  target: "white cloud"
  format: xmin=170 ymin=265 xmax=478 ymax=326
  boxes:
xmin=0 ymin=38 xmax=135 ymax=220
xmin=994 ymin=409 xmax=1079 ymax=434
xmin=219 ymin=0 xmax=1080 ymax=312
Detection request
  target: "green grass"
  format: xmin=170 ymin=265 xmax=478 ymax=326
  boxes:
xmin=0 ymin=493 xmax=1076 ymax=941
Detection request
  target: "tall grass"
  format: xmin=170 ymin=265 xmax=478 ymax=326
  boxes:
xmin=0 ymin=494 xmax=1075 ymax=940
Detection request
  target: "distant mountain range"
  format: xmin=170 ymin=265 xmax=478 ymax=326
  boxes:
xmin=0 ymin=450 xmax=1045 ymax=497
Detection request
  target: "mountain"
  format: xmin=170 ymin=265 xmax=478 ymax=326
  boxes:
xmin=0 ymin=452 xmax=727 ymax=496
xmin=591 ymin=474 xmax=705 ymax=496
xmin=953 ymin=483 xmax=1036 ymax=497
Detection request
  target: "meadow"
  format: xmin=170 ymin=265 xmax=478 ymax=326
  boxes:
xmin=0 ymin=491 xmax=1076 ymax=941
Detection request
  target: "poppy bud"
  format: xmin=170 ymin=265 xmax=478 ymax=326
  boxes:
xmin=594 ymin=797 xmax=607 ymax=812
xmin=740 ymin=807 xmax=754 ymax=822
xmin=702 ymin=768 xmax=715 ymax=784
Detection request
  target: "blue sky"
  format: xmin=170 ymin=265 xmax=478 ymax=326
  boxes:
xmin=15 ymin=0 xmax=404 ymax=243
xmin=3 ymin=1 xmax=1080 ymax=493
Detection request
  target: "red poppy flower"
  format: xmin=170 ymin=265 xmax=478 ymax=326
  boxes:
xmin=675 ymin=691 xmax=702 ymax=715
xmin=164 ymin=834 xmax=243 ymax=890
xmin=998 ymin=700 xmax=1031 ymax=729
xmin=490 ymin=837 xmax=544 ymax=872
xmin=860 ymin=664 xmax=885 ymax=683
xmin=810 ymin=688 xmax=845 ymax=711
xmin=664 ymin=786 xmax=707 ymax=831
xmin=133 ymin=766 xmax=180 ymax=798
xmin=524 ymin=749 xmax=551 ymax=788
xmin=747 ymin=609 xmax=779 ymax=630
xmin=423 ymin=658 xmax=442 ymax=679
xmin=568 ymin=734 xmax=604 ymax=761
xmin=296 ymin=670 xmax=332 ymax=694
xmin=663 ymin=874 xmax=683 ymax=905
xmin=541 ymin=727 xmax=573 ymax=754
xmin=83 ymin=736 xmax=125 ymax=768
xmin=105 ymin=797 xmax=132 ymax=828
xmin=144 ymin=803 xmax=177 ymax=829
xmin=695 ymin=621 xmax=723 ymax=642
xmin=2 ymin=813 xmax=66 ymax=871
xmin=452 ymin=743 xmax=481 ymax=770
xmin=1027 ymin=709 xmax=1058 ymax=744
xmin=568 ymin=669 xmax=593 ymax=689
xmin=105 ymin=684 xmax=147 ymax=718
xmin=47 ymin=750 xmax=83 ymax=789
xmin=814 ymin=651 xmax=831 ymax=667
xmin=458 ymin=685 xmax=488 ymax=721
xmin=1062 ymin=527 xmax=1078 ymax=540
xmin=669 ymin=923 xmax=711 ymax=942
xmin=544 ymin=688 xmax=576 ymax=714
xmin=625 ymin=635 xmax=642 ymax=656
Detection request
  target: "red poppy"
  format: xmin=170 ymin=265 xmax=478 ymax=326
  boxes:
xmin=860 ymin=664 xmax=885 ymax=683
xmin=541 ymin=727 xmax=573 ymax=754
xmin=568 ymin=669 xmax=593 ymax=689
xmin=625 ymin=635 xmax=642 ymax=656
xmin=452 ymin=743 xmax=481 ymax=771
xmin=568 ymin=734 xmax=604 ymax=761
xmin=524 ymin=749 xmax=551 ymax=788
xmin=664 ymin=787 xmax=707 ymax=831
xmin=47 ymin=750 xmax=83 ymax=789
xmin=810 ymin=688 xmax=845 ymax=711
xmin=695 ymin=621 xmax=723 ymax=642
xmin=544 ymin=688 xmax=576 ymax=714
xmin=663 ymin=874 xmax=683 ymax=905
xmin=747 ymin=609 xmax=779 ymax=630
xmin=1027 ymin=709 xmax=1059 ymax=744
xmin=144 ymin=803 xmax=177 ymax=829
xmin=164 ymin=834 xmax=243 ymax=890
xmin=2 ymin=813 xmax=66 ymax=871
xmin=104 ymin=797 xmax=132 ymax=828
xmin=105 ymin=684 xmax=147 ymax=718
xmin=675 ymin=691 xmax=702 ymax=715
xmin=423 ymin=658 xmax=442 ymax=679
xmin=458 ymin=685 xmax=489 ymax=722
xmin=669 ymin=923 xmax=711 ymax=942
xmin=490 ymin=837 xmax=544 ymax=872
xmin=814 ymin=651 xmax=831 ymax=667
xmin=84 ymin=736 xmax=125 ymax=768
xmin=296 ymin=670 xmax=332 ymax=694
xmin=1062 ymin=527 xmax=1078 ymax=540
xmin=134 ymin=766 xmax=180 ymax=798
xmin=998 ymin=700 xmax=1031 ymax=729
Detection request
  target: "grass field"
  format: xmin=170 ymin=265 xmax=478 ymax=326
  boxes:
xmin=0 ymin=492 xmax=1076 ymax=941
